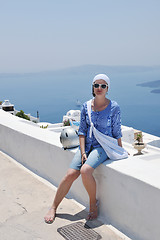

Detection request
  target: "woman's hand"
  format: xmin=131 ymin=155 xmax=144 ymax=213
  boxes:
xmin=81 ymin=152 xmax=87 ymax=164
xmin=118 ymin=137 xmax=130 ymax=155
xmin=79 ymin=135 xmax=87 ymax=164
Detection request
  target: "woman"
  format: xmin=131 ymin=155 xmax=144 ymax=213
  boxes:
xmin=44 ymin=73 xmax=124 ymax=223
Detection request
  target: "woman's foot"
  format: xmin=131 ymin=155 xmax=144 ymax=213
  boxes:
xmin=86 ymin=200 xmax=99 ymax=221
xmin=44 ymin=207 xmax=56 ymax=224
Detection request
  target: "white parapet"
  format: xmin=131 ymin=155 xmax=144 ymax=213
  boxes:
xmin=0 ymin=109 xmax=160 ymax=240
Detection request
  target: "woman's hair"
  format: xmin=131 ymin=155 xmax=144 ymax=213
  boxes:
xmin=92 ymin=84 xmax=96 ymax=97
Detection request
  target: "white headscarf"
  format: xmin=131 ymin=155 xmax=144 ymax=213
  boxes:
xmin=93 ymin=74 xmax=110 ymax=89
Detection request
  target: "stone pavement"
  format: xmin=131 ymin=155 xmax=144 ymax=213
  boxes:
xmin=0 ymin=151 xmax=130 ymax=240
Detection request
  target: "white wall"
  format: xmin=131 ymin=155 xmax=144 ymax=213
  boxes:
xmin=1 ymin=109 xmax=160 ymax=240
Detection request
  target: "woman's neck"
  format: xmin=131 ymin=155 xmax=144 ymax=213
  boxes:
xmin=94 ymin=96 xmax=107 ymax=106
xmin=92 ymin=97 xmax=110 ymax=112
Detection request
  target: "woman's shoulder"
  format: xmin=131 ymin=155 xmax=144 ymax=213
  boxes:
xmin=82 ymin=101 xmax=87 ymax=108
xmin=82 ymin=99 xmax=92 ymax=108
xmin=110 ymin=100 xmax=120 ymax=107
xmin=81 ymin=100 xmax=90 ymax=113
xmin=110 ymin=100 xmax=121 ymax=112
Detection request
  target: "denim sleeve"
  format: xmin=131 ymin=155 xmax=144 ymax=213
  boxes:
xmin=111 ymin=105 xmax=122 ymax=139
xmin=78 ymin=103 xmax=88 ymax=136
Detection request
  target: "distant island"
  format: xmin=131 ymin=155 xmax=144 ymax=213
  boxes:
xmin=151 ymin=89 xmax=160 ymax=94
xmin=137 ymin=80 xmax=160 ymax=94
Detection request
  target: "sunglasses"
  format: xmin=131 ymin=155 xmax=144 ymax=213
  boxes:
xmin=93 ymin=83 xmax=108 ymax=89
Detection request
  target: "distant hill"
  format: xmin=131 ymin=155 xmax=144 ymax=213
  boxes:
xmin=151 ymin=89 xmax=160 ymax=94
xmin=1 ymin=64 xmax=160 ymax=76
xmin=137 ymin=80 xmax=160 ymax=88
xmin=47 ymin=65 xmax=160 ymax=76
xmin=137 ymin=80 xmax=160 ymax=94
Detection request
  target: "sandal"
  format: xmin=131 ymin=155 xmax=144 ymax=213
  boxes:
xmin=86 ymin=200 xmax=99 ymax=221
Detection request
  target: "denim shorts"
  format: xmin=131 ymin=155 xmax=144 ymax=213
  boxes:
xmin=69 ymin=147 xmax=108 ymax=170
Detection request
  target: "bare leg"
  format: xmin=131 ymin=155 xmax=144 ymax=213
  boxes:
xmin=80 ymin=164 xmax=98 ymax=220
xmin=44 ymin=168 xmax=80 ymax=223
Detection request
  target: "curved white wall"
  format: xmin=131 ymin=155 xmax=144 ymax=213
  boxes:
xmin=1 ymin=109 xmax=160 ymax=240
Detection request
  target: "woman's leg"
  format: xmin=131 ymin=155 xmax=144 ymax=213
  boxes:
xmin=44 ymin=148 xmax=82 ymax=223
xmin=80 ymin=164 xmax=98 ymax=219
xmin=44 ymin=168 xmax=80 ymax=223
xmin=80 ymin=147 xmax=108 ymax=220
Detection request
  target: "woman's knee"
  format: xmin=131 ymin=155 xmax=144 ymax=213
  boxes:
xmin=80 ymin=164 xmax=94 ymax=176
xmin=65 ymin=169 xmax=80 ymax=182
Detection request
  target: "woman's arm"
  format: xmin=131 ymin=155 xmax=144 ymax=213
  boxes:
xmin=118 ymin=137 xmax=129 ymax=155
xmin=79 ymin=135 xmax=87 ymax=164
xmin=117 ymin=138 xmax=122 ymax=147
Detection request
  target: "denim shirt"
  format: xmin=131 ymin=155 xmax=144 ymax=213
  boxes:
xmin=78 ymin=100 xmax=122 ymax=154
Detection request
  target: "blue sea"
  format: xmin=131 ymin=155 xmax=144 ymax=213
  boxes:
xmin=0 ymin=65 xmax=160 ymax=137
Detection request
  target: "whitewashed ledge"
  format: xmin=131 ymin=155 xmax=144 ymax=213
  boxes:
xmin=0 ymin=109 xmax=160 ymax=240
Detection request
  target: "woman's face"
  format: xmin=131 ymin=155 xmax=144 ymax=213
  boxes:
xmin=93 ymin=79 xmax=108 ymax=97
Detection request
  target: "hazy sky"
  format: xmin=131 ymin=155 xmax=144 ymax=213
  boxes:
xmin=0 ymin=0 xmax=160 ymax=73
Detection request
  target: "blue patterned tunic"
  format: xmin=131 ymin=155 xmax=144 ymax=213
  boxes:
xmin=78 ymin=99 xmax=122 ymax=154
